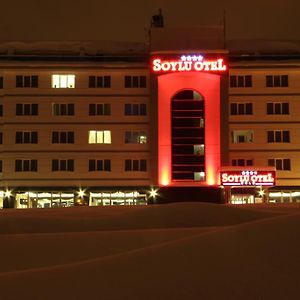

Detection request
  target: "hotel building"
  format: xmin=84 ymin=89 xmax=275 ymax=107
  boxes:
xmin=0 ymin=27 xmax=300 ymax=208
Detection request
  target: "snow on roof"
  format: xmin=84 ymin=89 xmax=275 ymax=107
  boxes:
xmin=0 ymin=40 xmax=147 ymax=56
xmin=227 ymin=39 xmax=300 ymax=55
xmin=0 ymin=39 xmax=299 ymax=57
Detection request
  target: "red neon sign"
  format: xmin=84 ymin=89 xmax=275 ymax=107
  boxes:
xmin=152 ymin=55 xmax=227 ymax=73
xmin=220 ymin=170 xmax=276 ymax=187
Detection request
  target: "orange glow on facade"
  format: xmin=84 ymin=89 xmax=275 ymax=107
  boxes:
xmin=157 ymin=71 xmax=221 ymax=187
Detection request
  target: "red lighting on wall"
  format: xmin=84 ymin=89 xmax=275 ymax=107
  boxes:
xmin=157 ymin=71 xmax=221 ymax=187
xmin=220 ymin=170 xmax=276 ymax=187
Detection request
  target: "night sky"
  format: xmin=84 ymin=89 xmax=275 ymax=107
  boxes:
xmin=1 ymin=0 xmax=299 ymax=42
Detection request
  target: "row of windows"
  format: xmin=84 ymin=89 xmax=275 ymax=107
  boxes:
xmin=0 ymin=130 xmax=147 ymax=145
xmin=0 ymin=75 xmax=147 ymax=89
xmin=232 ymin=130 xmax=292 ymax=143
xmin=0 ymin=159 xmax=147 ymax=172
xmin=230 ymin=102 xmax=289 ymax=115
xmin=230 ymin=75 xmax=289 ymax=88
xmin=0 ymin=103 xmax=147 ymax=116
xmin=232 ymin=158 xmax=291 ymax=170
xmin=0 ymin=129 xmax=296 ymax=145
xmin=0 ymin=158 xmax=291 ymax=173
xmin=0 ymin=74 xmax=292 ymax=89
xmin=1 ymin=102 xmax=291 ymax=117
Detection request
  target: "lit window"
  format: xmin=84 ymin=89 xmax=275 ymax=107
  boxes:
xmin=125 ymin=131 xmax=147 ymax=144
xmin=232 ymin=130 xmax=253 ymax=143
xmin=52 ymin=75 xmax=75 ymax=88
xmin=194 ymin=144 xmax=204 ymax=155
xmin=88 ymin=130 xmax=111 ymax=144
xmin=194 ymin=172 xmax=205 ymax=181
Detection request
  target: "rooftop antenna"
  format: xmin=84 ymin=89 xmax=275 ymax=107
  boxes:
xmin=223 ymin=9 xmax=227 ymax=49
xmin=151 ymin=8 xmax=164 ymax=28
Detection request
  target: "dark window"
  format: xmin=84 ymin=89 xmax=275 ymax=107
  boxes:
xmin=124 ymin=159 xmax=147 ymax=171
xmin=0 ymin=104 xmax=2 ymax=116
xmin=266 ymin=75 xmax=289 ymax=87
xmin=230 ymin=76 xmax=237 ymax=87
xmin=0 ymin=132 xmax=2 ymax=144
xmin=0 ymin=160 xmax=2 ymax=172
xmin=230 ymin=103 xmax=252 ymax=115
xmin=267 ymin=102 xmax=289 ymax=115
xmin=15 ymin=131 xmax=38 ymax=144
xmin=230 ymin=103 xmax=237 ymax=115
xmin=140 ymin=159 xmax=147 ymax=171
xmin=267 ymin=131 xmax=274 ymax=143
xmin=124 ymin=76 xmax=147 ymax=88
xmin=230 ymin=75 xmax=252 ymax=88
xmin=88 ymin=159 xmax=111 ymax=172
xmin=140 ymin=104 xmax=147 ymax=115
xmin=31 ymin=76 xmax=38 ymax=88
xmin=266 ymin=76 xmax=273 ymax=87
xmin=140 ymin=76 xmax=147 ymax=88
xmin=124 ymin=76 xmax=131 ymax=88
xmin=268 ymin=158 xmax=291 ymax=170
xmin=124 ymin=103 xmax=147 ymax=116
xmin=89 ymin=104 xmax=111 ymax=116
xmin=16 ymin=104 xmax=38 ymax=116
xmin=52 ymin=159 xmax=59 ymax=171
xmin=89 ymin=159 xmax=96 ymax=171
xmin=52 ymin=159 xmax=74 ymax=171
xmin=16 ymin=75 xmax=38 ymax=88
xmin=245 ymin=75 xmax=252 ymax=87
xmin=52 ymin=104 xmax=74 ymax=116
xmin=0 ymin=77 xmax=3 ymax=89
xmin=125 ymin=159 xmax=132 ymax=171
xmin=89 ymin=76 xmax=96 ymax=88
xmin=267 ymin=130 xmax=290 ymax=143
xmin=16 ymin=76 xmax=23 ymax=88
xmin=89 ymin=76 xmax=111 ymax=88
xmin=52 ymin=131 xmax=74 ymax=144
xmin=282 ymin=75 xmax=289 ymax=87
xmin=15 ymin=159 xmax=37 ymax=172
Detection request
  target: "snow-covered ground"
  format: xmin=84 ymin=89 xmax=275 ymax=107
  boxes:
xmin=0 ymin=202 xmax=299 ymax=299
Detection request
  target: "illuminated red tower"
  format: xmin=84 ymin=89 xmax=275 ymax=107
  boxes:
xmin=150 ymin=28 xmax=229 ymax=202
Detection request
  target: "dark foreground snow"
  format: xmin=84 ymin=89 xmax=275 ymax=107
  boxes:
xmin=0 ymin=202 xmax=299 ymax=299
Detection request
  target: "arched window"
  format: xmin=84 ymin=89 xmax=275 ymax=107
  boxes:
xmin=171 ymin=89 xmax=205 ymax=181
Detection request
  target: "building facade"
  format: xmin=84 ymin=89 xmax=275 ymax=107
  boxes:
xmin=0 ymin=32 xmax=300 ymax=208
